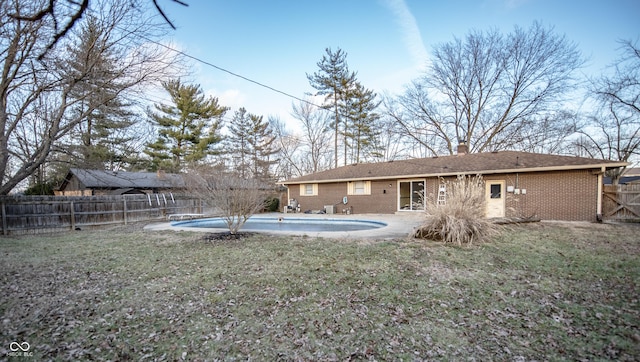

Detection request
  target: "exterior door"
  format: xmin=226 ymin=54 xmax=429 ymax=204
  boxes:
xmin=485 ymin=180 xmax=505 ymax=218
xmin=398 ymin=180 xmax=425 ymax=211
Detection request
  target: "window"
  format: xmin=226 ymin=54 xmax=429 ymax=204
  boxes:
xmin=490 ymin=184 xmax=502 ymax=199
xmin=399 ymin=180 xmax=425 ymax=211
xmin=348 ymin=181 xmax=371 ymax=195
xmin=300 ymin=183 xmax=318 ymax=196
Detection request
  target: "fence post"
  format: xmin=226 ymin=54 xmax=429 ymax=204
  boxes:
xmin=70 ymin=201 xmax=75 ymax=230
xmin=1 ymin=201 xmax=7 ymax=236
xmin=123 ymin=197 xmax=128 ymax=225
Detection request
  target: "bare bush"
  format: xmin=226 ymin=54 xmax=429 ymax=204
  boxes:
xmin=413 ymin=175 xmax=495 ymax=245
xmin=184 ymin=166 xmax=268 ymax=234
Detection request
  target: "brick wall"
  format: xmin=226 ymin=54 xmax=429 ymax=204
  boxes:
xmin=288 ymin=180 xmax=398 ymax=214
xmin=491 ymin=170 xmax=599 ymax=222
xmin=286 ymin=169 xmax=600 ymax=221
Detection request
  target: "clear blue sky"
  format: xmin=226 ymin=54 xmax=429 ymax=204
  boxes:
xmin=160 ymin=0 xmax=639 ymax=126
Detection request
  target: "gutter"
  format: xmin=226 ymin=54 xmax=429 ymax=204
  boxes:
xmin=281 ymin=161 xmax=629 ymax=185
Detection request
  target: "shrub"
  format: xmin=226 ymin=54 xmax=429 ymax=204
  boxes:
xmin=23 ymin=181 xmax=56 ymax=195
xmin=413 ymin=175 xmax=496 ymax=245
xmin=263 ymin=196 xmax=280 ymax=212
xmin=183 ymin=165 xmax=268 ymax=234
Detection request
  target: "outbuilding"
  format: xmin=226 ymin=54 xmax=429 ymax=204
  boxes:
xmin=56 ymin=168 xmax=185 ymax=196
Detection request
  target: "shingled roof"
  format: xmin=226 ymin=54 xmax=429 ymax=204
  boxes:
xmin=282 ymin=151 xmax=628 ymax=184
xmin=64 ymin=168 xmax=185 ymax=189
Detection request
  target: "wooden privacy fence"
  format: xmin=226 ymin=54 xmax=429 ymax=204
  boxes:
xmin=1 ymin=194 xmax=203 ymax=235
xmin=603 ymin=184 xmax=640 ymax=222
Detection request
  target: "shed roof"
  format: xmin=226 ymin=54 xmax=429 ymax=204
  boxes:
xmin=282 ymin=151 xmax=628 ymax=184
xmin=63 ymin=168 xmax=185 ymax=189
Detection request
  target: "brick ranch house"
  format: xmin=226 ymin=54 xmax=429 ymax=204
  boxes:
xmin=281 ymin=147 xmax=627 ymax=222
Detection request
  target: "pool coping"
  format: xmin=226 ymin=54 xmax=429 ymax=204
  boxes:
xmin=144 ymin=212 xmax=426 ymax=240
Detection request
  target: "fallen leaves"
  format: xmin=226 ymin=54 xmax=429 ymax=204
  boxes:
xmin=0 ymin=223 xmax=638 ymax=360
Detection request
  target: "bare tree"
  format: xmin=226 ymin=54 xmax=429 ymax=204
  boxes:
xmin=9 ymin=0 xmax=188 ymax=59
xmin=578 ymin=40 xmax=640 ymax=184
xmin=372 ymin=117 xmax=412 ymax=161
xmin=379 ymin=94 xmax=430 ymax=159
xmin=0 ymin=0 xmax=183 ymax=194
xmin=271 ymin=116 xmax=303 ymax=180
xmin=508 ymin=111 xmax=578 ymax=154
xmin=291 ymin=99 xmax=333 ymax=173
xmin=184 ymin=165 xmax=268 ymax=235
xmin=393 ymin=22 xmax=584 ymax=156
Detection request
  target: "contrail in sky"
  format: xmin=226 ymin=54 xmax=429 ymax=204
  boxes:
xmin=382 ymin=0 xmax=429 ymax=71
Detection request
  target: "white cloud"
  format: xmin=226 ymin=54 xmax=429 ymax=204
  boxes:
xmin=382 ymin=0 xmax=429 ymax=71
xmin=205 ymin=88 xmax=245 ymax=111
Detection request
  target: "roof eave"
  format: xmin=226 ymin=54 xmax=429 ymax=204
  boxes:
xmin=280 ymin=161 xmax=629 ymax=185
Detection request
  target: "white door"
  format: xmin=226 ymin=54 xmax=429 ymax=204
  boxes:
xmin=485 ymin=181 xmax=505 ymax=218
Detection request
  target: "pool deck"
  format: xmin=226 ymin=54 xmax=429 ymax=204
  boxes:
xmin=144 ymin=212 xmax=426 ymax=240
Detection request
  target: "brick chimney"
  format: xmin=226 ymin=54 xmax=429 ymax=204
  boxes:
xmin=457 ymin=139 xmax=468 ymax=155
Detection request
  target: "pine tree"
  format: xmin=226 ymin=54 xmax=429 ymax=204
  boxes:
xmin=64 ymin=16 xmax=138 ymax=170
xmin=145 ymin=80 xmax=228 ymax=172
xmin=226 ymin=108 xmax=252 ymax=178
xmin=226 ymin=108 xmax=279 ymax=180
xmin=248 ymin=114 xmax=279 ymax=181
xmin=307 ymin=47 xmax=356 ymax=168
xmin=342 ymin=81 xmax=382 ymax=163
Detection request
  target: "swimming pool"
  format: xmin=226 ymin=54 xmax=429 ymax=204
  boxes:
xmin=171 ymin=216 xmax=387 ymax=232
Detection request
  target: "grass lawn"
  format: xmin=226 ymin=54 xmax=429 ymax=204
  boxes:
xmin=1 ymin=221 xmax=638 ymax=361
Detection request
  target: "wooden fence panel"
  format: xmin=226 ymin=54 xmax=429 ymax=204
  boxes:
xmin=0 ymin=194 xmax=204 ymax=235
xmin=603 ymin=184 xmax=640 ymax=222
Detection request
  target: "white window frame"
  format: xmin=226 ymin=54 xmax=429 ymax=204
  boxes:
xmin=347 ymin=180 xmax=371 ymax=195
xmin=300 ymin=183 xmax=318 ymax=196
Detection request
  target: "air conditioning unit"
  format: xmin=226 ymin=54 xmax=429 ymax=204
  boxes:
xmin=324 ymin=205 xmax=336 ymax=214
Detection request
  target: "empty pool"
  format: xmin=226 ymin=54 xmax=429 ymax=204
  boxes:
xmin=171 ymin=216 xmax=387 ymax=232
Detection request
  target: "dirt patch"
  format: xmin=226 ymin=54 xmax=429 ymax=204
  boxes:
xmin=202 ymin=231 xmax=258 ymax=242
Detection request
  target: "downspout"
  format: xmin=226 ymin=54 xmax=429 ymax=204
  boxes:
xmin=286 ymin=186 xmax=291 ymax=213
xmin=596 ymin=166 xmax=604 ymax=222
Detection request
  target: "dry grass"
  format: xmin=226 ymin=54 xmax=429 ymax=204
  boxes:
xmin=414 ymin=175 xmax=495 ymax=245
xmin=1 ymin=221 xmax=639 ymax=360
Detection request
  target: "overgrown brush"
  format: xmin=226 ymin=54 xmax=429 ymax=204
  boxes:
xmin=413 ymin=175 xmax=495 ymax=245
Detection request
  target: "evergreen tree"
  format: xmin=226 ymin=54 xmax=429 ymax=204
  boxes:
xmin=64 ymin=16 xmax=139 ymax=170
xmin=227 ymin=108 xmax=279 ymax=180
xmin=342 ymin=81 xmax=382 ymax=163
xmin=145 ymin=79 xmax=228 ymax=172
xmin=248 ymin=114 xmax=279 ymax=181
xmin=226 ymin=108 xmax=252 ymax=178
xmin=307 ymin=47 xmax=356 ymax=168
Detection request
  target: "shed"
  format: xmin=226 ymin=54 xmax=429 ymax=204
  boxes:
xmin=56 ymin=169 xmax=185 ymax=196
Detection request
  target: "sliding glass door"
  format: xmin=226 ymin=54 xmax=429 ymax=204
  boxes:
xmin=398 ymin=180 xmax=425 ymax=211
